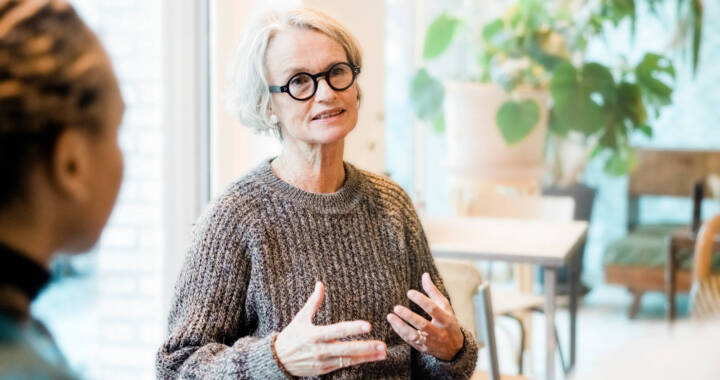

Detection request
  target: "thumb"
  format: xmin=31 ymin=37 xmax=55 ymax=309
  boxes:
xmin=299 ymin=281 xmax=324 ymax=322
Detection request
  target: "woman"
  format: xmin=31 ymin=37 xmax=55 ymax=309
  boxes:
xmin=157 ymin=7 xmax=477 ymax=379
xmin=0 ymin=0 xmax=124 ymax=378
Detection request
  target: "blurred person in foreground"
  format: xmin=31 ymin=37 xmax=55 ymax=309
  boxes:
xmin=156 ymin=7 xmax=477 ymax=379
xmin=0 ymin=0 xmax=124 ymax=378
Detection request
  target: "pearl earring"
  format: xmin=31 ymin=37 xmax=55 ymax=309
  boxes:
xmin=269 ymin=114 xmax=279 ymax=125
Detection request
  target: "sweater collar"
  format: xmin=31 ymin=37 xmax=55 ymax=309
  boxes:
xmin=255 ymin=158 xmax=365 ymax=214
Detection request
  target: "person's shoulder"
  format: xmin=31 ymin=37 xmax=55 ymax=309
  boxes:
xmin=195 ymin=171 xmax=266 ymax=233
xmin=355 ymin=167 xmax=414 ymax=213
xmin=0 ymin=346 xmax=78 ymax=380
xmin=0 ymin=315 xmax=78 ymax=380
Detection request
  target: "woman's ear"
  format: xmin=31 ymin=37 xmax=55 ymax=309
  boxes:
xmin=50 ymin=129 xmax=91 ymax=202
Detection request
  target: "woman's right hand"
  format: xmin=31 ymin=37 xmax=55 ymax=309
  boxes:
xmin=274 ymin=282 xmax=387 ymax=376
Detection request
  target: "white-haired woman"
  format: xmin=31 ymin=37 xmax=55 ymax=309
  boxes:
xmin=156 ymin=7 xmax=477 ymax=379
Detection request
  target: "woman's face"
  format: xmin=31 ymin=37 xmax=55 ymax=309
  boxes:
xmin=265 ymin=29 xmax=359 ymax=146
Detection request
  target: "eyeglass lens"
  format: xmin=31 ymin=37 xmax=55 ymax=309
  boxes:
xmin=288 ymin=63 xmax=355 ymax=100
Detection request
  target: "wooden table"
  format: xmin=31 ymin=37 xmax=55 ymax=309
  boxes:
xmin=422 ymin=217 xmax=588 ymax=380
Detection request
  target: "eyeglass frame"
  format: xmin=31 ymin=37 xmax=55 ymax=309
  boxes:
xmin=268 ymin=62 xmax=361 ymax=101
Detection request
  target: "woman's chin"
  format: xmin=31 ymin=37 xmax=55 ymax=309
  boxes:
xmin=308 ymin=123 xmax=354 ymax=144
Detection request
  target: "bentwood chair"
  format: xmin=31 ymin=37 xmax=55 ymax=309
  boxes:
xmin=436 ymin=258 xmax=532 ymax=380
xmin=690 ymin=214 xmax=720 ymax=318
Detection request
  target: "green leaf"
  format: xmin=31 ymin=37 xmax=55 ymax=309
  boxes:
xmin=635 ymin=53 xmax=675 ymax=109
xmin=616 ymin=82 xmax=647 ymax=126
xmin=423 ymin=13 xmax=461 ymax=59
xmin=583 ymin=63 xmax=616 ymax=105
xmin=431 ymin=112 xmax=445 ymax=133
xmin=691 ymin=0 xmax=703 ymax=74
xmin=482 ymin=19 xmax=504 ymax=41
xmin=527 ymin=31 xmax=566 ymax=72
xmin=549 ymin=109 xmax=569 ymax=137
xmin=409 ymin=68 xmax=444 ymax=122
xmin=602 ymin=0 xmax=635 ymax=26
xmin=638 ymin=124 xmax=653 ymax=138
xmin=604 ymin=152 xmax=629 ymax=176
xmin=496 ymin=99 xmax=540 ymax=145
xmin=550 ymin=61 xmax=608 ymax=134
xmin=590 ymin=143 xmax=605 ymax=159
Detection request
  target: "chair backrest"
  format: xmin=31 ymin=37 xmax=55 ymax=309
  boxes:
xmin=691 ymin=214 xmax=720 ymax=318
xmin=435 ymin=258 xmax=483 ymax=337
xmin=435 ymin=258 xmax=500 ymax=380
xmin=461 ymin=193 xmax=575 ymax=223
xmin=628 ymin=148 xmax=720 ymax=230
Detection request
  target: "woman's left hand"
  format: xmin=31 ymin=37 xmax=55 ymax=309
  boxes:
xmin=387 ymin=272 xmax=464 ymax=361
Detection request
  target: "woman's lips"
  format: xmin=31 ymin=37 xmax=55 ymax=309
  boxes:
xmin=312 ymin=109 xmax=345 ymax=121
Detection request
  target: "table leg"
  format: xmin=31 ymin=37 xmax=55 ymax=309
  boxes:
xmin=568 ymin=254 xmax=578 ymax=371
xmin=666 ymin=238 xmax=677 ymax=322
xmin=544 ymin=267 xmax=557 ymax=380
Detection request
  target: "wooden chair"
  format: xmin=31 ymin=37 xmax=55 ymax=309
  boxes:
xmin=690 ymin=214 xmax=720 ymax=318
xmin=435 ymin=258 xmax=532 ymax=380
xmin=448 ymin=192 xmax=574 ymax=374
xmin=603 ymin=149 xmax=720 ymax=318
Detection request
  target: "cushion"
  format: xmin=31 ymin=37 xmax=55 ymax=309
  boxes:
xmin=604 ymin=224 xmax=720 ymax=270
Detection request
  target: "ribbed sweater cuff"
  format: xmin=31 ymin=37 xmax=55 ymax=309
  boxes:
xmin=418 ymin=327 xmax=478 ymax=378
xmin=241 ymin=332 xmax=290 ymax=379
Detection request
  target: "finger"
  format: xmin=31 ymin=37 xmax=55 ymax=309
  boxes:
xmin=392 ymin=305 xmax=432 ymax=332
xmin=315 ymin=340 xmax=386 ymax=359
xmin=313 ymin=320 xmax=371 ymax=342
xmin=407 ymin=289 xmax=450 ymax=324
xmin=299 ymin=282 xmax=325 ymax=321
xmin=344 ymin=350 xmax=387 ymax=366
xmin=386 ymin=313 xmax=424 ymax=349
xmin=422 ymin=273 xmax=451 ymax=309
xmin=317 ymin=350 xmax=387 ymax=375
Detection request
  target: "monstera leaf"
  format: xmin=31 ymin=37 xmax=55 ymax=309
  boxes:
xmin=635 ymin=53 xmax=675 ymax=112
xmin=551 ymin=61 xmax=615 ymax=134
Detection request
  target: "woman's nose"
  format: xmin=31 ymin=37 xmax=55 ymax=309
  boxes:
xmin=314 ymin=77 xmax=337 ymax=101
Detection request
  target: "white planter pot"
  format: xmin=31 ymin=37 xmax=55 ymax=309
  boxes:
xmin=443 ymin=82 xmax=550 ymax=181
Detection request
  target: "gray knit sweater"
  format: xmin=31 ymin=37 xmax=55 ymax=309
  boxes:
xmin=156 ymin=160 xmax=478 ymax=379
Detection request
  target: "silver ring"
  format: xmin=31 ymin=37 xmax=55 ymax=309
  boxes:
xmin=338 ymin=356 xmax=345 ymax=368
xmin=412 ymin=329 xmax=428 ymax=345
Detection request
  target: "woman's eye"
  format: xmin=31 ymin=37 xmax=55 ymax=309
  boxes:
xmin=330 ymin=66 xmax=348 ymax=77
xmin=290 ymin=75 xmax=310 ymax=86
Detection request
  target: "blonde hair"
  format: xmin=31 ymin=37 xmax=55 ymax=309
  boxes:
xmin=227 ymin=7 xmax=362 ymax=138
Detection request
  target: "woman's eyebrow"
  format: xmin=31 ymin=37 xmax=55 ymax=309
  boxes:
xmin=282 ymin=61 xmax=344 ymax=78
xmin=282 ymin=66 xmax=308 ymax=78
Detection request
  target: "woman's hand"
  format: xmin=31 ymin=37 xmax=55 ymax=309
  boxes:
xmin=387 ymin=273 xmax=464 ymax=361
xmin=274 ymin=282 xmax=387 ymax=376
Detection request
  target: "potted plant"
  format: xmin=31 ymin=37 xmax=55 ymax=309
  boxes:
xmin=410 ymin=0 xmax=704 ymax=182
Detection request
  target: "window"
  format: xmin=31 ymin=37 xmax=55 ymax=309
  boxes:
xmin=32 ymin=1 xmax=208 ymax=378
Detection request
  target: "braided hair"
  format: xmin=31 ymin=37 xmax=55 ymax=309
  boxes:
xmin=0 ymin=0 xmax=108 ymax=210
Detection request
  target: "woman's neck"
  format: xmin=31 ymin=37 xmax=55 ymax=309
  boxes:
xmin=0 ymin=210 xmax=54 ymax=269
xmin=271 ymin=141 xmax=346 ymax=194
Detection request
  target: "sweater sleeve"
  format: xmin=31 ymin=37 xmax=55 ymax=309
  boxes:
xmin=403 ymin=198 xmax=479 ymax=379
xmin=155 ymin=200 xmax=287 ymax=380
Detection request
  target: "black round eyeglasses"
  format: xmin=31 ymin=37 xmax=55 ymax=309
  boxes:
xmin=269 ymin=62 xmax=361 ymax=101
